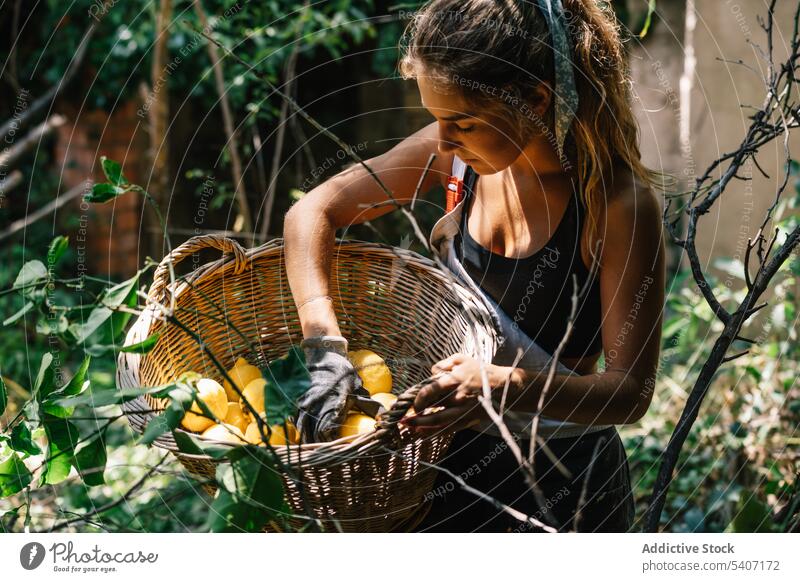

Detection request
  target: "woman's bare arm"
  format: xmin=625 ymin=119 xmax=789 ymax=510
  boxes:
xmin=283 ymin=121 xmax=453 ymax=338
xmin=501 ymin=183 xmax=666 ymax=425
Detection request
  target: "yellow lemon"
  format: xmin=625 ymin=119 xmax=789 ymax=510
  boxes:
xmin=234 ymin=357 xmax=251 ymax=368
xmin=201 ymin=423 xmax=246 ymax=444
xmin=371 ymin=392 xmax=397 ymax=411
xmin=224 ymin=402 xmax=251 ymax=433
xmin=222 ymin=362 xmax=262 ymax=402
xmin=339 ymin=413 xmax=377 ymax=439
xmin=347 ymin=349 xmax=392 ymax=395
xmin=180 ymin=377 xmax=228 ymax=432
xmin=244 ymin=421 xmax=265 ymax=445
xmin=282 ymin=421 xmax=300 ymax=445
xmin=239 ymin=378 xmax=266 ymax=415
xmin=268 ymin=425 xmax=292 ymax=446
xmin=243 ymin=420 xmax=298 ymax=446
xmin=243 ymin=421 xmax=264 ymax=445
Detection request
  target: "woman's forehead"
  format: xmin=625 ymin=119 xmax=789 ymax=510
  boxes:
xmin=418 ymin=76 xmax=477 ymax=120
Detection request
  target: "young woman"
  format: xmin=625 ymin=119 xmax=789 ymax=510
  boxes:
xmin=284 ymin=0 xmax=665 ymax=532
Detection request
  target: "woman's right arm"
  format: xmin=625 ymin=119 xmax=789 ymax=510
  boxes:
xmin=283 ymin=121 xmax=452 ymax=339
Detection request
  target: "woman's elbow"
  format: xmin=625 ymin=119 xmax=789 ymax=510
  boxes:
xmin=619 ymin=373 xmax=655 ymax=424
xmin=283 ymin=198 xmax=332 ymax=238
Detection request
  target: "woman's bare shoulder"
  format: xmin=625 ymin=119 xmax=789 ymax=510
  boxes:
xmin=604 ymin=163 xmax=660 ymax=224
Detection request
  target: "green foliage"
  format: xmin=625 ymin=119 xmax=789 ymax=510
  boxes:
xmin=207 ymin=446 xmax=289 ymax=532
xmin=0 ymin=377 xmax=6 ymax=417
xmin=2 ymin=0 xmax=392 ymax=533
xmin=263 ymin=346 xmax=310 ymax=425
xmin=139 ymin=382 xmax=196 ymax=446
xmin=623 ymin=159 xmax=800 ymax=533
xmin=0 ymin=447 xmax=33 ymax=497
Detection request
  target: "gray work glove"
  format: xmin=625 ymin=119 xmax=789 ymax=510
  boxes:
xmin=295 ymin=335 xmax=383 ymax=443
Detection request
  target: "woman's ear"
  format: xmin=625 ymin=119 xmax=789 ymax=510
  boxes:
xmin=529 ymin=81 xmax=553 ymax=119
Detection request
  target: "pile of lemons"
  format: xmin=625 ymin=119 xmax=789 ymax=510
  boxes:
xmin=179 ymin=349 xmax=404 ymax=444
xmin=179 ymin=357 xmax=299 ymax=446
xmin=339 ymin=349 xmax=398 ymax=439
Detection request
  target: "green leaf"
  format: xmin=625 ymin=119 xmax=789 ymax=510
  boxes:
xmin=43 ymin=356 xmax=91 ymax=418
xmin=62 ymin=356 xmax=91 ymax=398
xmin=74 ymin=431 xmax=107 ymax=486
xmin=207 ymin=448 xmax=287 ymax=532
xmin=207 ymin=489 xmax=273 ymax=532
xmin=138 ymin=415 xmax=172 ymax=446
xmin=41 ymin=415 xmax=80 ymax=485
xmin=83 ymin=344 xmax=116 ymax=357
xmin=138 ymin=383 xmax=195 ymax=445
xmin=173 ymin=429 xmax=231 ymax=460
xmin=263 ymin=347 xmax=310 ymax=425
xmin=0 ymin=376 xmax=6 ymax=416
xmin=52 ymin=383 xmax=174 ymax=408
xmin=120 ymin=332 xmax=161 ymax=354
xmin=100 ymin=156 xmax=128 ymax=186
xmin=0 ymin=450 xmax=33 ymax=497
xmin=70 ymin=273 xmax=140 ymax=344
xmin=10 ymin=422 xmax=42 ymax=456
xmin=13 ymin=260 xmax=48 ymax=289
xmin=47 ymin=236 xmax=69 ymax=266
xmin=85 ymin=182 xmax=127 ymax=204
xmin=3 ymin=301 xmax=35 ymax=326
xmin=32 ymin=353 xmax=56 ymax=402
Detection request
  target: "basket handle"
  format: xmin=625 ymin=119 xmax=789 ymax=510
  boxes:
xmin=149 ymin=234 xmax=249 ymax=301
xmin=376 ymin=372 xmax=447 ymax=435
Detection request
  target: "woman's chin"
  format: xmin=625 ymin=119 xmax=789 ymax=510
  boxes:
xmin=464 ymin=159 xmax=500 ymax=175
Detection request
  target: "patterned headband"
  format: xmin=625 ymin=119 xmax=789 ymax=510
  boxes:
xmin=532 ymin=0 xmax=579 ymax=160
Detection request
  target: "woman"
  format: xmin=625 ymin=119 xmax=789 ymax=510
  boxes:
xmin=284 ymin=0 xmax=665 ymax=532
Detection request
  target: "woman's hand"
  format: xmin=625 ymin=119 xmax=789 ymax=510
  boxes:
xmin=401 ymin=354 xmax=515 ymax=436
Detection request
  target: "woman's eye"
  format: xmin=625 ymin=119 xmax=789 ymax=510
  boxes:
xmin=454 ymin=124 xmax=475 ymax=133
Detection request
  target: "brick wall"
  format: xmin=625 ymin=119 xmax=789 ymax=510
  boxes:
xmin=54 ymin=100 xmax=146 ymax=279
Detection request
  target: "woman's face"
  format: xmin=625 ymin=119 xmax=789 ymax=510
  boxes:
xmin=417 ymin=75 xmax=542 ymax=175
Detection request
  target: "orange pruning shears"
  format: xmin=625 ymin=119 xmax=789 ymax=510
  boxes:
xmin=445 ymin=173 xmax=465 ymax=214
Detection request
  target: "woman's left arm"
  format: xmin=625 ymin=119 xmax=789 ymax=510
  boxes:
xmin=407 ymin=186 xmax=666 ymax=433
xmin=505 ymin=186 xmax=666 ymax=425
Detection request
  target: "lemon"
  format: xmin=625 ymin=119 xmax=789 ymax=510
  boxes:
xmin=239 ymin=378 xmax=266 ymax=415
xmin=371 ymin=392 xmax=397 ymax=410
xmin=283 ymin=421 xmax=300 ymax=444
xmin=244 ymin=422 xmax=263 ymax=445
xmin=347 ymin=349 xmax=392 ymax=395
xmin=224 ymin=402 xmax=251 ymax=433
xmin=222 ymin=361 xmax=262 ymax=402
xmin=267 ymin=424 xmax=295 ymax=446
xmin=180 ymin=377 xmax=228 ymax=432
xmin=201 ymin=423 xmax=246 ymax=444
xmin=338 ymin=413 xmax=377 ymax=438
xmin=244 ymin=420 xmax=299 ymax=446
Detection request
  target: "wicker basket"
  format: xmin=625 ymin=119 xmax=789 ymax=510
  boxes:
xmin=117 ymin=234 xmax=498 ymax=532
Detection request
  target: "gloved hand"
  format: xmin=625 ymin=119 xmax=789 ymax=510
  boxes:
xmin=295 ymin=335 xmax=383 ymax=443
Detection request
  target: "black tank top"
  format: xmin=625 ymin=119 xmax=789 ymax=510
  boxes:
xmin=455 ymin=166 xmax=603 ymax=358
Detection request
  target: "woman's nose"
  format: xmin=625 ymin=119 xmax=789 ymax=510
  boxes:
xmin=437 ymin=124 xmax=460 ymax=155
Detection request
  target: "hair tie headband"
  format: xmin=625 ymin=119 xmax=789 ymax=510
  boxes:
xmin=532 ymin=0 xmax=579 ymax=160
